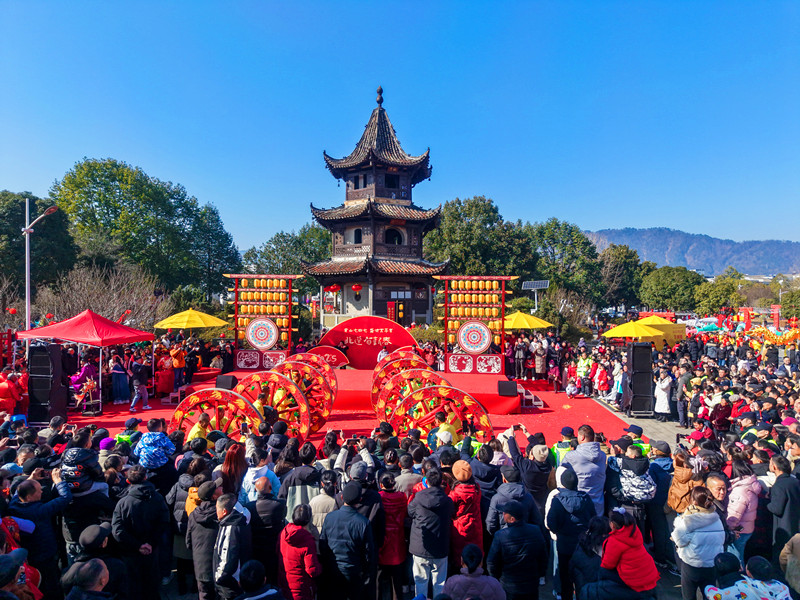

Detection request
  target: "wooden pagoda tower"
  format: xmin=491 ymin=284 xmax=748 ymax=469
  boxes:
xmin=302 ymin=87 xmax=448 ymax=328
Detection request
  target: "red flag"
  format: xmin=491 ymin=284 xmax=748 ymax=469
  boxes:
xmin=744 ymin=310 xmax=752 ymax=331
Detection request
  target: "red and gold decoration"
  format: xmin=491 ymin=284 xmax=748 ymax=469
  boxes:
xmin=317 ymin=315 xmax=418 ymax=370
xmin=245 ymin=318 xmax=279 ymax=350
xmin=226 ymin=274 xmax=303 ymax=351
xmin=434 ymin=275 xmax=518 ymax=375
xmin=369 ymin=353 xmax=494 ymax=441
xmin=169 ymin=388 xmax=263 ymax=439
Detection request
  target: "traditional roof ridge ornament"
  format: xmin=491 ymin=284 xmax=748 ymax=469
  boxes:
xmin=323 ymin=86 xmax=432 ymax=185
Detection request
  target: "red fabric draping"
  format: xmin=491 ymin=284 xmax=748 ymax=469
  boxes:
xmin=16 ymin=309 xmax=154 ymax=346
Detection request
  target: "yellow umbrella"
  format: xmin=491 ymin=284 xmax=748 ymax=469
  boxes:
xmin=637 ymin=315 xmax=673 ymax=325
xmin=503 ymin=311 xmax=554 ymax=330
xmin=154 ymin=308 xmax=228 ymax=330
xmin=602 ymin=321 xmax=663 ymax=338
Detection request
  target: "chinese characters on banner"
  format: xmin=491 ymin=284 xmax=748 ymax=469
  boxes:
xmin=771 ymin=305 xmax=781 ymax=328
xmin=317 ymin=315 xmax=417 ymax=369
xmin=387 ymin=301 xmax=396 ymax=322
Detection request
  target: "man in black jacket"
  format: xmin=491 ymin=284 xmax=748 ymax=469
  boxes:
xmin=767 ymin=455 xmax=800 ymax=564
xmin=64 ymin=523 xmax=129 ymax=600
xmin=334 ymin=461 xmax=386 ymax=549
xmin=469 ymin=444 xmax=502 ymax=521
xmin=319 ymin=481 xmax=376 ymax=600
xmin=186 ymin=480 xmax=221 ymax=600
xmin=111 ymin=465 xmax=170 ymax=600
xmin=487 ymin=499 xmax=548 ymax=600
xmin=506 ymin=426 xmax=552 ymax=517
xmin=244 ymin=477 xmax=285 ymax=584
xmin=213 ymin=494 xmax=252 ymax=600
xmin=407 ymin=467 xmax=454 ymax=598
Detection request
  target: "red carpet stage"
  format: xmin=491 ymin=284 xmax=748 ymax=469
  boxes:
xmin=68 ymin=379 xmax=631 ymax=445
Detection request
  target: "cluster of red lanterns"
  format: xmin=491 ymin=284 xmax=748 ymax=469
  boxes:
xmin=5 ymin=308 xmax=17 ymax=315
xmin=323 ymin=284 xmax=341 ymax=293
xmin=45 ymin=313 xmax=54 ymax=319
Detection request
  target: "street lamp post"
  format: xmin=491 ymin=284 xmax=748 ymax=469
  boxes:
xmin=22 ymin=198 xmax=58 ymax=344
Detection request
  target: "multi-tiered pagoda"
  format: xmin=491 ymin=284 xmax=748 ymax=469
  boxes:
xmin=302 ymin=87 xmax=448 ymax=327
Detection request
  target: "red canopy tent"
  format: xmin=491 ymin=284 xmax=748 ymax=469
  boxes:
xmin=16 ymin=309 xmax=154 ymax=345
xmin=17 ymin=310 xmax=154 ymax=415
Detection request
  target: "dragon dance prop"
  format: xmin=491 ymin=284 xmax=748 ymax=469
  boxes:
xmin=169 ymin=352 xmax=337 ymax=443
xmin=370 ymin=348 xmax=494 ymax=442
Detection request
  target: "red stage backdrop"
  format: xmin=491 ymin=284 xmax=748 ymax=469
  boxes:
xmin=318 ymin=316 xmax=418 ymax=370
xmin=307 ymin=345 xmax=350 ymax=367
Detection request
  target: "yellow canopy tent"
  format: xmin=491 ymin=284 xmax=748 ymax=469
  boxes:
xmin=503 ymin=312 xmax=554 ymax=330
xmin=154 ymin=308 xmax=228 ymax=330
xmin=602 ymin=321 xmax=664 ymax=339
xmin=635 ymin=315 xmax=687 ymax=346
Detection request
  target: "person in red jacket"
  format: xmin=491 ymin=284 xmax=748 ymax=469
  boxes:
xmin=279 ymin=504 xmax=322 ymax=600
xmin=581 ymin=507 xmax=659 ymax=600
xmin=378 ymin=472 xmax=408 ymax=600
xmin=448 ymin=460 xmax=483 ymax=575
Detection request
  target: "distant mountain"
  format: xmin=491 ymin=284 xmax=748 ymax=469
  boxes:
xmin=587 ymin=228 xmax=800 ymax=276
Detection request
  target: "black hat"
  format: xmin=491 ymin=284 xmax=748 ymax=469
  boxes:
xmin=650 ymin=440 xmax=671 ymax=455
xmin=0 ymin=549 xmax=27 ymax=587
xmin=342 ymin=481 xmax=362 ymax=505
xmin=125 ymin=417 xmax=142 ymax=429
xmin=272 ymin=421 xmax=288 ymax=435
xmin=739 ymin=412 xmax=758 ymax=422
xmin=611 ymin=437 xmax=633 ymax=451
xmin=623 ymin=424 xmax=643 ymax=436
xmin=560 ymin=426 xmax=574 ymax=437
xmin=379 ymin=422 xmax=393 ymax=436
xmin=498 ymin=499 xmax=524 ymax=520
xmin=79 ymin=522 xmax=112 ymax=550
xmin=755 ymin=422 xmax=773 ymax=432
xmin=197 ymin=478 xmax=223 ymax=501
xmin=500 ymin=465 xmax=521 ymax=482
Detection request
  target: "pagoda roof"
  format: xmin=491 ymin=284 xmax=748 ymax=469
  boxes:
xmin=310 ymin=200 xmax=441 ymax=224
xmin=323 ymin=87 xmax=432 ymax=185
xmin=301 ymin=257 xmax=449 ymax=278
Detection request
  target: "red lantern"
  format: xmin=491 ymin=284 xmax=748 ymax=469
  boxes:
xmin=351 ymin=284 xmax=363 ymax=292
xmin=6 ymin=308 xmax=16 ymax=315
xmin=45 ymin=313 xmax=54 ymax=319
xmin=330 ymin=284 xmax=341 ymax=292
xmin=125 ymin=309 xmax=132 ymax=314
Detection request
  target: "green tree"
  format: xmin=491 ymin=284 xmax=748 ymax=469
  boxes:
xmin=424 ymin=196 xmax=539 ymax=288
xmin=694 ymin=279 xmax=744 ymax=315
xmin=51 ymin=158 xmax=235 ymax=291
xmin=190 ymin=204 xmax=241 ymax=300
xmin=639 ymin=266 xmax=705 ymax=311
xmin=242 ymin=223 xmax=331 ymax=296
xmin=598 ymin=244 xmax=641 ymax=308
xmin=527 ymin=218 xmax=604 ymax=303
xmin=781 ymin=290 xmax=800 ymax=319
xmin=0 ymin=191 xmax=77 ymax=290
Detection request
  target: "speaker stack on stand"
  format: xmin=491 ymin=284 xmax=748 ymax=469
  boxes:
xmin=27 ymin=344 xmax=68 ymax=427
xmin=627 ymin=342 xmax=654 ymax=417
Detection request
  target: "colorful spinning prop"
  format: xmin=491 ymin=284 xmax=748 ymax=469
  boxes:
xmin=233 ymin=371 xmax=312 ymax=442
xmin=272 ymin=360 xmax=334 ymax=435
xmin=374 ymin=347 xmax=420 ymax=373
xmin=374 ymin=368 xmax=450 ymax=423
xmin=457 ymin=321 xmax=493 ymax=354
xmin=390 ymin=385 xmax=494 ymax=442
xmin=169 ymin=388 xmax=263 ymax=438
xmin=246 ymin=318 xmax=279 ymax=350
xmin=290 ymin=353 xmax=340 ymax=398
xmin=371 ymin=356 xmax=431 ymax=407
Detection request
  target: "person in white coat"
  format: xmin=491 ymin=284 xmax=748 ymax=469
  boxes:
xmin=672 ymin=486 xmax=726 ymax=600
xmin=654 ymin=369 xmax=673 ymax=422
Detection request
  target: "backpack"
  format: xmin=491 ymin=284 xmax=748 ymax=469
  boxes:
xmin=60 ymin=448 xmax=103 ymax=493
xmin=620 ymin=468 xmax=656 ymax=503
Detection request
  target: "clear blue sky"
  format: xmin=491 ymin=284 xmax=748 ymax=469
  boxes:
xmin=2 ymin=2 xmax=798 ymax=251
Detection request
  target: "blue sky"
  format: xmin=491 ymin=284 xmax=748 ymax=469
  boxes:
xmin=2 ymin=2 xmax=798 ymax=251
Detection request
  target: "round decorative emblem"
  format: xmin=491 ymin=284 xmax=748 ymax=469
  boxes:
xmin=457 ymin=321 xmax=492 ymax=355
xmin=246 ymin=318 xmax=279 ymax=350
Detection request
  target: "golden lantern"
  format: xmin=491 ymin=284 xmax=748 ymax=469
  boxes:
xmin=459 ymin=280 xmax=466 ymax=290
xmin=470 ymin=293 xmax=476 ymax=303
xmin=480 ymin=280 xmax=486 ymax=290
xmin=492 ymin=307 xmax=499 ymax=317
xmin=469 ymin=307 xmax=476 ymax=317
xmin=253 ymin=279 xmax=261 ymax=289
xmin=241 ymin=278 xmax=248 ymax=288
xmin=280 ymin=292 xmax=287 ymax=302
xmin=494 ymin=335 xmax=500 ymax=345
xmin=457 ymin=307 xmax=464 ymax=317
xmin=448 ymin=333 xmax=455 ymax=344
xmin=398 ymin=311 xmax=404 ymax=319
xmin=478 ymin=293 xmax=484 ymax=303
xmin=455 ymin=293 xmax=461 ymax=303
xmin=281 ymin=332 xmax=287 ymax=341
xmin=280 ymin=279 xmax=287 ymax=289
xmin=280 ymin=305 xmax=287 ymax=315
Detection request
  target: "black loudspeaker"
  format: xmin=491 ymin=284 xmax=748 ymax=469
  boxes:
xmin=28 ymin=344 xmax=63 ymax=379
xmin=27 ymin=377 xmax=68 ymax=425
xmin=216 ymin=375 xmax=238 ymax=390
xmin=627 ymin=343 xmax=652 ymax=373
xmin=498 ymin=380 xmax=518 ymax=396
xmin=630 ymin=395 xmax=654 ymax=413
xmin=631 ymin=372 xmax=653 ymax=397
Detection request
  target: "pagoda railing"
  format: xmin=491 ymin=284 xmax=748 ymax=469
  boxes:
xmin=374 ymin=243 xmax=416 ymax=257
xmin=334 ymin=244 xmax=371 ymax=257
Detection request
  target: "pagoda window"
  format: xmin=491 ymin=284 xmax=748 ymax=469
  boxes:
xmin=353 ymin=228 xmax=362 ymax=244
xmin=385 ymin=228 xmax=403 ymax=245
xmin=385 ymin=174 xmax=399 ymax=189
xmin=353 ymin=175 xmax=364 ymax=190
